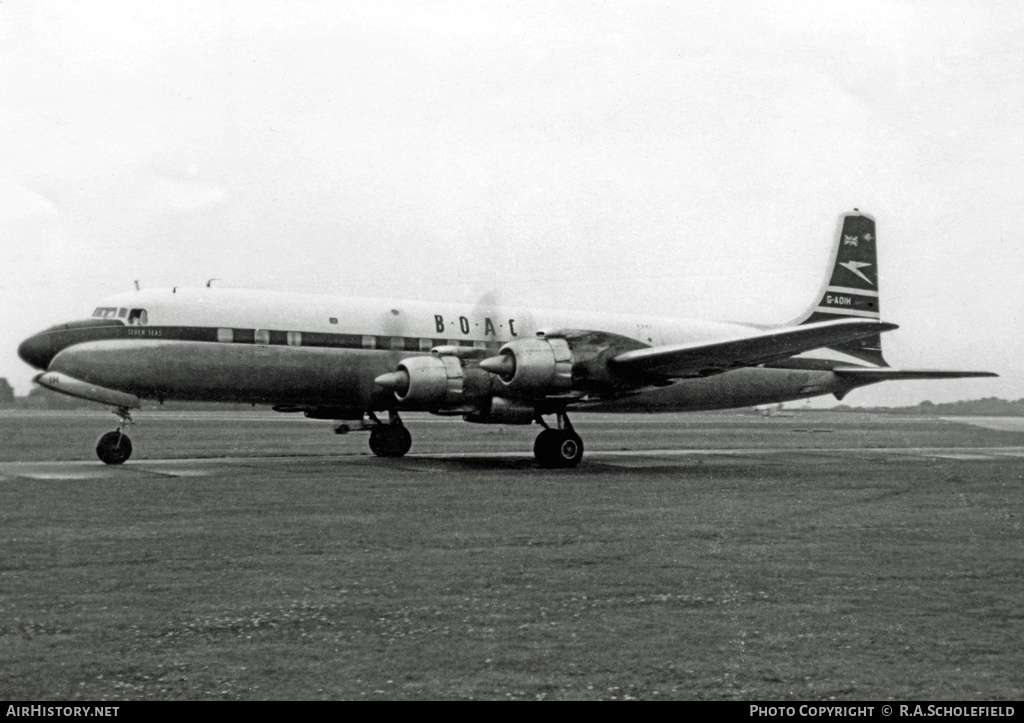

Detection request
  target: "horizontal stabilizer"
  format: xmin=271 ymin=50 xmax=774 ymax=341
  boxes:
xmin=611 ymin=319 xmax=898 ymax=378
xmin=833 ymin=367 xmax=998 ymax=381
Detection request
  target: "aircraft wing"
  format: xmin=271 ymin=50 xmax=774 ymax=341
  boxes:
xmin=832 ymin=367 xmax=998 ymax=381
xmin=610 ymin=319 xmax=899 ymax=378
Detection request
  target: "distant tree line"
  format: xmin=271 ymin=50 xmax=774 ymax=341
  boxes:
xmin=0 ymin=378 xmax=14 ymax=405
xmin=832 ymin=397 xmax=1024 ymax=416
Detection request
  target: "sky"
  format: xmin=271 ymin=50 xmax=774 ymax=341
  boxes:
xmin=1 ymin=0 xmax=1021 ymax=407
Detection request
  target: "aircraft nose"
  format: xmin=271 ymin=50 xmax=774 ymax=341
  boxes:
xmin=17 ymin=331 xmax=54 ymax=370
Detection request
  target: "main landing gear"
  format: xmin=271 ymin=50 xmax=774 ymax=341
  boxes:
xmin=367 ymin=411 xmax=412 ymax=458
xmin=360 ymin=408 xmax=584 ymax=467
xmin=533 ymin=412 xmax=584 ymax=468
xmin=96 ymin=407 xmax=134 ymax=465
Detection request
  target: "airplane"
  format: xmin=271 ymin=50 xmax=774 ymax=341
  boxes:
xmin=17 ymin=210 xmax=996 ymax=468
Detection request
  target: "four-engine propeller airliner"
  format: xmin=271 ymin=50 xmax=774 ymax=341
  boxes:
xmin=17 ymin=211 xmax=996 ymax=467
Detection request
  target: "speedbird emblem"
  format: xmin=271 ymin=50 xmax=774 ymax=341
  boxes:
xmin=839 ymin=260 xmax=874 ymax=285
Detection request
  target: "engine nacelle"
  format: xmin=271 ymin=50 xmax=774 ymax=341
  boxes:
xmin=377 ymin=355 xmax=464 ymax=408
xmin=463 ymin=397 xmax=536 ymax=425
xmin=481 ymin=337 xmax=573 ymax=398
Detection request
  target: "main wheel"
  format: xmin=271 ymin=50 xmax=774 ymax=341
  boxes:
xmin=534 ymin=429 xmax=584 ymax=468
xmin=533 ymin=428 xmax=560 ymax=467
xmin=369 ymin=424 xmax=413 ymax=458
xmin=96 ymin=431 xmax=132 ymax=465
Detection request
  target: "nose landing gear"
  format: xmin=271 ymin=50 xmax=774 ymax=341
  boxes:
xmin=533 ymin=412 xmax=584 ymax=468
xmin=96 ymin=407 xmax=134 ymax=465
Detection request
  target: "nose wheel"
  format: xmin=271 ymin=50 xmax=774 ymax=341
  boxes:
xmin=96 ymin=430 xmax=133 ymax=465
xmin=96 ymin=407 xmax=134 ymax=465
xmin=534 ymin=412 xmax=584 ymax=468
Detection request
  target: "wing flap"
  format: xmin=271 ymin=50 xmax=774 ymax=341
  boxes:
xmin=611 ymin=319 xmax=899 ymax=378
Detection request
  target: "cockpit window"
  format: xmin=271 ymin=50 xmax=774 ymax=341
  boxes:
xmin=92 ymin=307 xmax=118 ymax=318
xmin=127 ymin=309 xmax=148 ymax=326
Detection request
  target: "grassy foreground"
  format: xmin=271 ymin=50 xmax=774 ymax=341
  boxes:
xmin=0 ymin=412 xmax=1021 ymax=700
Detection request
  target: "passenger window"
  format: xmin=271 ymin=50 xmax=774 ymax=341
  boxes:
xmin=217 ymin=328 xmax=234 ymax=343
xmin=287 ymin=331 xmax=302 ymax=347
xmin=419 ymin=338 xmax=433 ymax=351
xmin=254 ymin=329 xmax=270 ymax=345
xmin=361 ymin=335 xmax=376 ymax=349
xmin=391 ymin=337 xmax=405 ymax=350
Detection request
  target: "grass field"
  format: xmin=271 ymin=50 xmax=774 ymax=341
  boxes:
xmin=0 ymin=411 xmax=1021 ymax=700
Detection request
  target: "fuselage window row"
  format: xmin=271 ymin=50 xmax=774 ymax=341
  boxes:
xmin=210 ymin=328 xmax=502 ymax=352
xmin=98 ymin=309 xmax=498 ymax=351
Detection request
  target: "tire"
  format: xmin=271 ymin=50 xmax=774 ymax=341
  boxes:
xmin=533 ymin=428 xmax=561 ymax=467
xmin=369 ymin=424 xmax=412 ymax=458
xmin=534 ymin=429 xmax=584 ymax=468
xmin=554 ymin=431 xmax=584 ymax=468
xmin=96 ymin=431 xmax=132 ymax=465
xmin=388 ymin=425 xmax=412 ymax=457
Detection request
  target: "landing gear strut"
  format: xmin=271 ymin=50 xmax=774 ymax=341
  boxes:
xmin=533 ymin=412 xmax=584 ymax=468
xmin=368 ymin=411 xmax=412 ymax=458
xmin=96 ymin=407 xmax=134 ymax=465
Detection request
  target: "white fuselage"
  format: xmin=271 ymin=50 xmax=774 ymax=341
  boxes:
xmin=97 ymin=287 xmax=756 ymax=348
xmin=32 ymin=287 xmax=854 ymax=414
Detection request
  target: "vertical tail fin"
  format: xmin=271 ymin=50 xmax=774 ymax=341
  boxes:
xmin=793 ymin=211 xmax=888 ymax=366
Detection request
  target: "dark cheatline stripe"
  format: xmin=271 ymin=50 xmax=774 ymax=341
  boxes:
xmin=45 ymin=324 xmax=506 ymax=354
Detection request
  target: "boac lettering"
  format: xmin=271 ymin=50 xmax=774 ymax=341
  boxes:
xmin=431 ymin=313 xmax=518 ymax=337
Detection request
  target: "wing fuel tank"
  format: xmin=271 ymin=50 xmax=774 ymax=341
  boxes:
xmin=34 ymin=371 xmax=141 ymax=409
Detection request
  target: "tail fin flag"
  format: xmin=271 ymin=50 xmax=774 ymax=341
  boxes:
xmin=796 ymin=211 xmax=888 ymax=367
